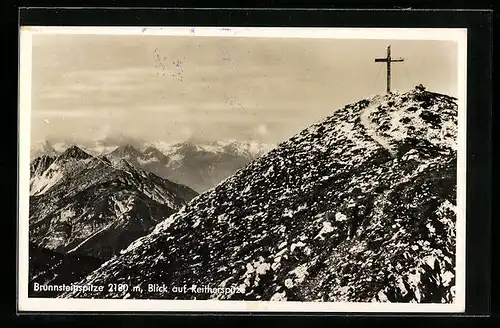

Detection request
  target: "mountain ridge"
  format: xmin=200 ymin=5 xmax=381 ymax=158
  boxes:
xmin=29 ymin=146 xmax=198 ymax=260
xmin=31 ymin=139 xmax=275 ymax=159
xmin=31 ymin=140 xmax=275 ymax=193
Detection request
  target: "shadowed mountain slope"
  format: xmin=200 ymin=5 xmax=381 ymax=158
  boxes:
xmin=29 ymin=146 xmax=198 ymax=260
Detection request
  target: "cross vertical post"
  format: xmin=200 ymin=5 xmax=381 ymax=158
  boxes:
xmin=375 ymin=45 xmax=404 ymax=94
xmin=387 ymin=45 xmax=391 ymax=94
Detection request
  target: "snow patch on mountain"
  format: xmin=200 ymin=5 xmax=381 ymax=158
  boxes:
xmin=30 ymin=163 xmax=63 ymax=196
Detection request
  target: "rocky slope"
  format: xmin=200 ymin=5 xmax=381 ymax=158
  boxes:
xmin=61 ymin=87 xmax=458 ymax=303
xmin=30 ymin=155 xmax=57 ymax=195
xmin=29 ymin=146 xmax=198 ymax=260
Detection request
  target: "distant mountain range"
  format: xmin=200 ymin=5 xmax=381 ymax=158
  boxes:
xmin=30 ymin=140 xmax=274 ymax=193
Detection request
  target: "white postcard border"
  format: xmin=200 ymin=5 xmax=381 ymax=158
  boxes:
xmin=18 ymin=26 xmax=467 ymax=313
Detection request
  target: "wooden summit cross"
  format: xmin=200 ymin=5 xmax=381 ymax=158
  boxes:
xmin=375 ymin=45 xmax=404 ymax=94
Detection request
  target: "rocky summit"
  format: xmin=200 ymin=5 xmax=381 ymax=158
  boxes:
xmin=62 ymin=87 xmax=458 ymax=303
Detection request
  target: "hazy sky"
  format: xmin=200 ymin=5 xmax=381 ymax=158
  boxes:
xmin=30 ymin=34 xmax=458 ymax=145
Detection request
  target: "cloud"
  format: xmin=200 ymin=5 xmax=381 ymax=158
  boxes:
xmin=31 ymin=36 xmax=458 ymax=147
xmin=139 ymin=104 xmax=185 ymax=113
xmin=40 ymin=92 xmax=80 ymax=100
xmin=63 ymin=67 xmax=159 ymax=80
xmin=255 ymin=123 xmax=268 ymax=136
xmin=180 ymin=126 xmax=193 ymax=139
xmin=33 ymin=108 xmax=119 ymax=118
xmin=95 ymin=131 xmax=146 ymax=148
xmin=40 ymin=67 xmax=157 ymax=97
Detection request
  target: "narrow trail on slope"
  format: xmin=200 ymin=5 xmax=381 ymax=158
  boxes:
xmin=359 ymin=103 xmax=397 ymax=158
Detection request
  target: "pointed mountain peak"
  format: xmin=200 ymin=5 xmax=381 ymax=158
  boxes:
xmin=59 ymin=145 xmax=92 ymax=160
xmin=143 ymin=146 xmax=168 ymax=159
xmin=121 ymin=144 xmax=139 ymax=152
xmin=110 ymin=144 xmax=143 ymax=157
xmin=143 ymin=145 xmax=160 ymax=153
xmin=102 ymin=154 xmax=137 ymax=172
xmin=175 ymin=140 xmax=200 ymax=152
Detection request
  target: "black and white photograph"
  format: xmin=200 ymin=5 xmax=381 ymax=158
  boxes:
xmin=18 ymin=26 xmax=467 ymax=312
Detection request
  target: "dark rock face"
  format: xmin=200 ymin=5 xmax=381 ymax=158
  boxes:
xmin=29 ymin=243 xmax=104 ymax=298
xmin=61 ymin=87 xmax=458 ymax=303
xmin=59 ymin=145 xmax=93 ymax=161
xmin=30 ymin=155 xmax=55 ymax=179
xmin=29 ymin=147 xmax=198 ymax=260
